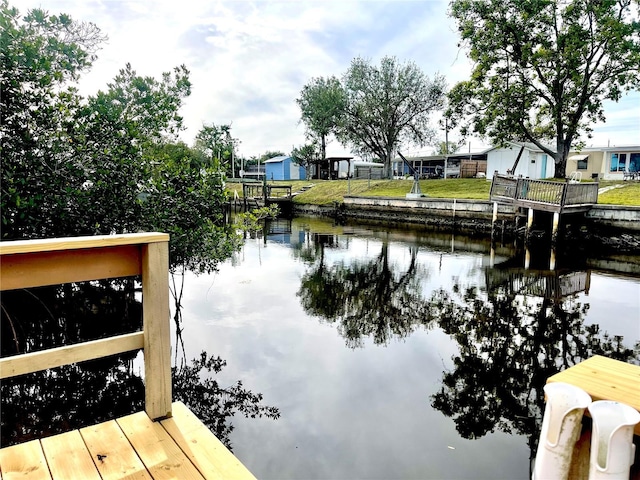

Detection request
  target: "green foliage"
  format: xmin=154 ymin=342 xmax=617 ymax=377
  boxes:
xmin=432 ymin=140 xmax=465 ymax=155
xmin=234 ymin=205 xmax=280 ymax=233
xmin=140 ymin=142 xmax=242 ymax=274
xmin=339 ymin=56 xmax=446 ymax=178
xmin=0 ymin=1 xmax=194 ymax=239
xmin=448 ymin=0 xmax=640 ymax=177
xmin=291 ymin=142 xmax=320 ymax=169
xmin=1 ymin=1 xmax=105 ymax=238
xmin=193 ymin=122 xmax=238 ymax=174
xmin=258 ymin=150 xmax=286 ymax=162
xmin=0 ymin=3 xmax=279 ymax=446
xmin=296 ymin=76 xmax=346 ymax=160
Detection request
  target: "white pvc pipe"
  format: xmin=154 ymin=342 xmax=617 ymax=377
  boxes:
xmin=588 ymin=400 xmax=640 ymax=479
xmin=533 ymin=382 xmax=592 ymax=480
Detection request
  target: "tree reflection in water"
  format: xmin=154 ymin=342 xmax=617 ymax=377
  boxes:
xmin=297 ymin=237 xmax=433 ymax=348
xmin=1 ymin=279 xmax=279 ymax=450
xmin=429 ymin=280 xmax=638 ymax=458
xmin=296 ymin=234 xmax=639 ymax=465
xmin=1 ymin=281 xmax=145 ymax=446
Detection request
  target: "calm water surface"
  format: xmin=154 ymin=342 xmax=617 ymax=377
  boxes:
xmin=177 ymin=217 xmax=640 ymax=480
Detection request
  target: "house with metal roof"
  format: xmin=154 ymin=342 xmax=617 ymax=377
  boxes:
xmin=264 ymin=156 xmax=306 ymax=181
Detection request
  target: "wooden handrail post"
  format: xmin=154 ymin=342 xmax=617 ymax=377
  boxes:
xmin=515 ymin=175 xmax=523 ymax=199
xmin=142 ymin=240 xmax=172 ymax=420
xmin=560 ymin=179 xmax=569 ymax=211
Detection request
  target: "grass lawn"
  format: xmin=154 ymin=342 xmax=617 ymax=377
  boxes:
xmin=597 ymin=180 xmax=640 ymax=205
xmin=226 ymin=178 xmax=640 ymax=206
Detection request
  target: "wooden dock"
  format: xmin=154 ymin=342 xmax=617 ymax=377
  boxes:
xmin=489 ymin=173 xmax=599 ymax=241
xmin=0 ymin=233 xmax=256 ymax=480
xmin=0 ymin=402 xmax=255 ymax=479
xmin=240 ymin=183 xmax=293 ymax=214
xmin=547 ymin=355 xmax=640 ymax=437
xmin=490 ymin=173 xmax=599 ymax=213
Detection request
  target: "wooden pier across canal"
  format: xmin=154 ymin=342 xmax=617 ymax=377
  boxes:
xmin=0 ymin=233 xmax=256 ymax=479
xmin=240 ymin=183 xmax=293 ymax=213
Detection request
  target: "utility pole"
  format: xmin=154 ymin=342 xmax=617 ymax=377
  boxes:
xmin=444 ymin=117 xmax=449 ymax=180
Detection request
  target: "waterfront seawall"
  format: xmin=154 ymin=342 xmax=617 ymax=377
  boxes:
xmin=293 ymin=196 xmax=640 ymax=234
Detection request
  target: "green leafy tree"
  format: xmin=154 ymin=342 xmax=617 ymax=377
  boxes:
xmin=193 ymin=123 xmax=237 ymax=174
xmin=339 ymin=56 xmax=446 ymax=178
xmin=291 ymin=142 xmax=320 ymax=170
xmin=432 ymin=140 xmax=464 ymax=155
xmin=296 ymin=76 xmax=346 ymax=161
xmin=0 ymin=0 xmax=192 ymax=240
xmin=0 ymin=1 xmax=105 ymax=239
xmin=140 ymin=142 xmax=240 ymax=275
xmin=70 ymin=63 xmax=191 ymax=235
xmin=1 ymin=3 xmax=279 ymax=448
xmin=447 ymin=0 xmax=640 ymax=177
xmin=259 ymin=150 xmax=286 ymax=162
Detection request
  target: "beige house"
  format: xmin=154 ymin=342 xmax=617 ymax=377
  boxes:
xmin=567 ymin=145 xmax=640 ymax=180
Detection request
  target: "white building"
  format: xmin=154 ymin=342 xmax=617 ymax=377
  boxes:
xmin=486 ymin=142 xmax=553 ymax=180
xmin=487 ymin=142 xmax=640 ymax=180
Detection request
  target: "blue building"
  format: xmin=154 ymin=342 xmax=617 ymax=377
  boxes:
xmin=264 ymin=156 xmax=306 ymax=181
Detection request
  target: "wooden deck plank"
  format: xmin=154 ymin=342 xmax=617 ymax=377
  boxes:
xmin=0 ymin=439 xmax=52 ymax=480
xmin=80 ymin=420 xmax=152 ymax=480
xmin=1 ymin=404 xmax=256 ymax=480
xmin=117 ymin=411 xmax=204 ymax=480
xmin=547 ymin=355 xmax=640 ymax=435
xmin=40 ymin=431 xmax=101 ymax=480
xmin=160 ymin=402 xmax=256 ymax=480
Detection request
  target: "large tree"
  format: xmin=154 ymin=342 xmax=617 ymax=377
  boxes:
xmin=0 ymin=1 xmax=104 ymax=238
xmin=339 ymin=56 xmax=446 ymax=178
xmin=291 ymin=142 xmax=320 ymax=171
xmin=296 ymin=76 xmax=345 ymax=162
xmin=193 ymin=122 xmax=237 ymax=174
xmin=448 ymin=0 xmax=640 ymax=177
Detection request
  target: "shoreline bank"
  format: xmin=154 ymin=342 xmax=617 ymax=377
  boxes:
xmin=292 ymin=196 xmax=640 ymax=251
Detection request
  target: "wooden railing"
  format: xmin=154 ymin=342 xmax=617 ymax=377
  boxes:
xmin=0 ymin=233 xmax=172 ymax=421
xmin=266 ymin=185 xmax=292 ymax=198
xmin=490 ymin=173 xmax=599 ymax=210
xmin=563 ymin=182 xmax=599 ymax=206
xmin=489 ymin=174 xmax=519 ymax=201
xmin=486 ymin=268 xmax=590 ymax=300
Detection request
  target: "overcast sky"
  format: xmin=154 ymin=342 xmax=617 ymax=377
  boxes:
xmin=19 ymin=0 xmax=640 ymax=159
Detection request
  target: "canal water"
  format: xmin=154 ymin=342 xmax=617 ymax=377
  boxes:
xmin=175 ymin=217 xmax=640 ymax=480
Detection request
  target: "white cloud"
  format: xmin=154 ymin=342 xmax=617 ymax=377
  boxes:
xmin=16 ymin=0 xmax=640 ymax=158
